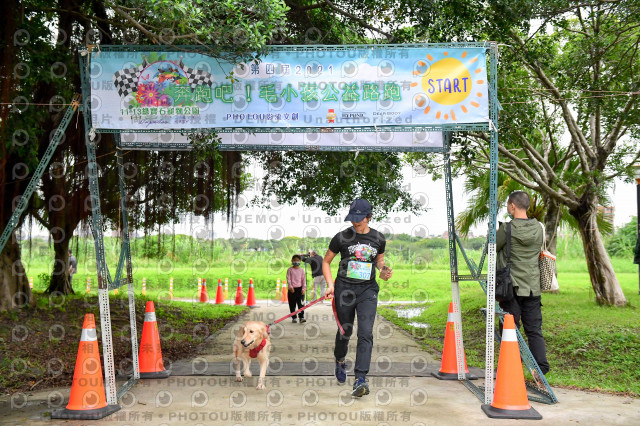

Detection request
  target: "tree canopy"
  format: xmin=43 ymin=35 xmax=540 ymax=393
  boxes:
xmin=405 ymin=0 xmax=640 ymax=305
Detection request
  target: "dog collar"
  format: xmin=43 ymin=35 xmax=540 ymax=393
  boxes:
xmin=249 ymin=338 xmax=267 ymax=358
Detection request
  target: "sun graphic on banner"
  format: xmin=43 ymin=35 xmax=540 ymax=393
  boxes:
xmin=411 ymin=51 xmax=487 ymax=121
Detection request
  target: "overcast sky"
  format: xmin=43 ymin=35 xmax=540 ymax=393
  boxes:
xmin=184 ymin=161 xmax=638 ymax=240
xmin=23 ymin=161 xmax=636 ymax=241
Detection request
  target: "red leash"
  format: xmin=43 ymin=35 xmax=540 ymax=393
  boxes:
xmin=331 ymin=297 xmax=345 ymax=335
xmin=252 ymin=296 xmax=341 ymax=358
xmin=267 ymin=296 xmax=327 ymax=327
xmin=265 ymin=295 xmax=345 ymax=335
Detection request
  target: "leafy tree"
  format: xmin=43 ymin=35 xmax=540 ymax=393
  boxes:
xmin=452 ymin=169 xmax=613 ymax=255
xmin=244 ymin=0 xmax=428 ymax=220
xmin=0 ymin=0 xmax=288 ymax=309
xmin=607 ymin=217 xmax=638 ymax=258
xmin=251 ymin=151 xmax=421 ymax=217
xmin=405 ymin=0 xmax=640 ymax=306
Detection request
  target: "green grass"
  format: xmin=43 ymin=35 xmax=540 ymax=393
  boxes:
xmin=16 ymin=233 xmax=640 ymax=395
xmin=0 ymin=293 xmax=246 ymax=395
xmin=21 ymin=253 xmax=639 ymax=303
xmin=21 ymin=233 xmax=639 ymax=300
xmin=378 ymin=269 xmax=640 ymax=396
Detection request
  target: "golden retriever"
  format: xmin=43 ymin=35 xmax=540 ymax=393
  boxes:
xmin=233 ymin=321 xmax=271 ymax=390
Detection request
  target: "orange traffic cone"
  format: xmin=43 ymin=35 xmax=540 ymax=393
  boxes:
xmin=234 ymin=279 xmax=244 ymax=305
xmin=138 ymin=301 xmax=171 ymax=379
xmin=215 ymin=278 xmax=224 ymax=304
xmin=432 ymin=302 xmax=477 ymax=380
xmin=481 ymin=314 xmax=542 ymax=420
xmin=200 ymin=278 xmax=209 ymax=303
xmin=51 ymin=314 xmax=120 ymax=420
xmin=280 ymin=280 xmax=288 ymax=303
xmin=246 ymin=278 xmax=258 ymax=307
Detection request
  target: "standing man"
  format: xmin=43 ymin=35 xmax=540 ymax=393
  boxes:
xmin=324 ymin=199 xmax=392 ymax=397
xmin=302 ymin=250 xmax=326 ymax=301
xmin=497 ymin=191 xmax=550 ymax=381
xmin=68 ymin=249 xmax=77 ymax=285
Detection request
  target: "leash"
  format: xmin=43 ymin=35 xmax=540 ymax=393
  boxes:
xmin=265 ymin=294 xmax=345 ymax=336
xmin=251 ymin=295 xmax=341 ymax=358
xmin=331 ymin=297 xmax=345 ymax=335
xmin=267 ymin=295 xmax=327 ymax=328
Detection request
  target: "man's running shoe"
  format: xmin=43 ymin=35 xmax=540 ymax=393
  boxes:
xmin=352 ymin=377 xmax=369 ymax=397
xmin=335 ymin=360 xmax=346 ymax=384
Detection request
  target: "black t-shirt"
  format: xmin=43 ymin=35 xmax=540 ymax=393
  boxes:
xmin=303 ymin=254 xmax=324 ymax=277
xmin=328 ymin=227 xmax=386 ymax=285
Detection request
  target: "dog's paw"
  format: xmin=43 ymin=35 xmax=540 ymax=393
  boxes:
xmin=256 ymin=383 xmax=266 ymax=390
xmin=243 ymin=370 xmax=252 ymax=378
xmin=235 ymin=376 xmax=243 ymax=382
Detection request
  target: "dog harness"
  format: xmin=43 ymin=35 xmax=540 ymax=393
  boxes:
xmin=249 ymin=338 xmax=267 ymax=358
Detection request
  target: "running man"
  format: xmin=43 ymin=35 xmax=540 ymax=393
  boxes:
xmin=323 ymin=198 xmax=392 ymax=397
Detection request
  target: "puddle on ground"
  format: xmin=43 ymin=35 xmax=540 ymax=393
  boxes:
xmin=394 ymin=306 xmax=431 ymax=330
xmin=407 ymin=321 xmax=431 ymax=329
xmin=394 ymin=306 xmax=426 ymax=319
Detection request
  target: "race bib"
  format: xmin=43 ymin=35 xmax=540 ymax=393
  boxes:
xmin=346 ymin=261 xmax=372 ymax=280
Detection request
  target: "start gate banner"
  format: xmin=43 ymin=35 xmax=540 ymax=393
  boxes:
xmin=118 ymin=131 xmax=444 ymax=151
xmin=88 ymin=45 xmax=490 ymax=132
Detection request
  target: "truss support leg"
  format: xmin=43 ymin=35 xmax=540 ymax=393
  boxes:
xmin=0 ymin=95 xmax=81 ymax=255
xmin=80 ymin=52 xmax=118 ymax=406
xmin=443 ymin=132 xmax=467 ymax=381
xmin=117 ymin=145 xmax=140 ymax=381
xmin=484 ymin=41 xmax=500 ymax=405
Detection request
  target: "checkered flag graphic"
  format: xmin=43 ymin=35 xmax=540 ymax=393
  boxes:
xmin=112 ymin=58 xmax=149 ymax=98
xmin=180 ymin=60 xmax=214 ymax=90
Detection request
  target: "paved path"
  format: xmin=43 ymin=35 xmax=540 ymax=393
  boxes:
xmin=1 ymin=302 xmax=639 ymax=425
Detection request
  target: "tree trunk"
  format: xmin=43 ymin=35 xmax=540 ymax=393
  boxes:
xmin=571 ymin=203 xmax=627 ymax=306
xmin=0 ymin=234 xmax=34 ymax=312
xmin=47 ymin=236 xmax=74 ymax=295
xmin=0 ymin=0 xmax=32 ymax=312
xmin=543 ymin=196 xmax=562 ymax=256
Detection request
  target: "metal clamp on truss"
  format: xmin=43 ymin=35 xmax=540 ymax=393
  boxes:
xmin=71 ymin=94 xmax=82 ymax=110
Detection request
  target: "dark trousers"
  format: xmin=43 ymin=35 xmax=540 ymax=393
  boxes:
xmin=333 ymin=282 xmax=379 ymax=379
xmin=499 ymin=295 xmax=550 ymax=374
xmin=288 ymin=287 xmax=304 ymax=318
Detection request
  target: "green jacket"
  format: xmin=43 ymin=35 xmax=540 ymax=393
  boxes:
xmin=496 ymin=218 xmax=543 ymax=297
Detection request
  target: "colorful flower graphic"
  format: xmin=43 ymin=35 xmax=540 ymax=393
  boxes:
xmin=129 ymin=59 xmax=195 ymax=108
xmin=114 ymin=54 xmax=214 ymax=111
xmin=354 ymin=244 xmax=374 ymax=261
xmin=158 ymin=94 xmax=171 ymax=106
xmin=136 ymin=83 xmax=160 ymax=106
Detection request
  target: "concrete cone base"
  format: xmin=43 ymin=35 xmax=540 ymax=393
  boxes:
xmin=140 ymin=369 xmax=171 ymax=379
xmin=51 ymin=404 xmax=121 ymax=420
xmin=431 ymin=371 xmax=478 ymax=380
xmin=481 ymin=404 xmax=542 ymax=420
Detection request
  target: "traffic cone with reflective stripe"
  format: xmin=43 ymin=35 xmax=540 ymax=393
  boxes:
xmin=275 ymin=278 xmax=281 ymax=301
xmin=246 ymin=278 xmax=257 ymax=307
xmin=432 ymin=302 xmax=477 ymax=380
xmin=138 ymin=301 xmax=171 ymax=379
xmin=51 ymin=314 xmax=121 ymax=420
xmin=200 ymin=278 xmax=209 ymax=303
xmin=481 ymin=314 xmax=542 ymax=420
xmin=280 ymin=280 xmax=288 ymax=303
xmin=215 ymin=278 xmax=224 ymax=304
xmin=234 ymin=279 xmax=244 ymax=305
